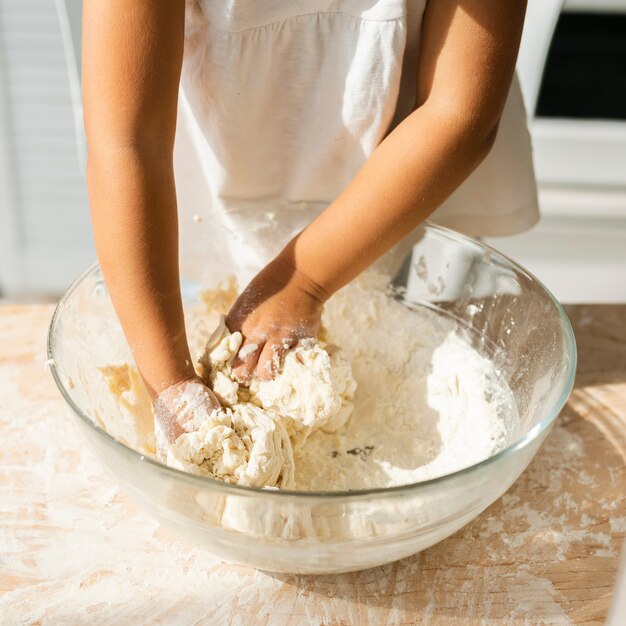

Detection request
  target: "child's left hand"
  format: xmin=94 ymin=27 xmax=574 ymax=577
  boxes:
xmin=225 ymin=253 xmax=327 ymax=383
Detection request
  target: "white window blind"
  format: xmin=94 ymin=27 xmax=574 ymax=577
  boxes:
xmin=0 ymin=0 xmax=93 ymax=296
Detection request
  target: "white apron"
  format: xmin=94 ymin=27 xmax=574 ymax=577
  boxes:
xmin=174 ymin=0 xmax=539 ymax=285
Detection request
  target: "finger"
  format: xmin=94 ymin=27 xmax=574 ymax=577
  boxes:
xmin=256 ymin=338 xmax=294 ymax=381
xmin=153 ymin=379 xmax=219 ymax=445
xmin=153 ymin=401 xmax=185 ymax=446
xmin=296 ymin=336 xmax=317 ymax=349
xmin=231 ymin=339 xmax=263 ymax=384
xmin=203 ymin=387 xmax=223 ymax=413
xmin=153 ymin=387 xmax=186 ymax=445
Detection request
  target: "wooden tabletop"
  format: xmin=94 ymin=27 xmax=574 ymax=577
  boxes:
xmin=1 ymin=304 xmax=625 ymax=625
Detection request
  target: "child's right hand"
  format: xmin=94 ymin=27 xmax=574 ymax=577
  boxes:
xmin=152 ymin=378 xmax=222 ymax=459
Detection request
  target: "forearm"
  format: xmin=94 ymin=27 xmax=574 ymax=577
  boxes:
xmin=290 ymin=104 xmax=498 ymax=296
xmin=87 ymin=146 xmax=194 ymax=396
xmin=283 ymin=0 xmax=525 ymax=297
xmin=83 ymin=0 xmax=187 ymax=396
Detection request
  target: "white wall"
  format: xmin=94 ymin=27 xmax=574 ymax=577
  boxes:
xmin=485 ymin=187 xmax=626 ymax=303
xmin=0 ymin=0 xmax=93 ymax=297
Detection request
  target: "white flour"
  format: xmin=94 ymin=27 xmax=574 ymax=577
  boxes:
xmin=293 ymin=276 xmax=514 ymax=490
xmin=165 ymin=274 xmax=515 ymax=490
xmin=104 ymin=274 xmax=517 ymax=491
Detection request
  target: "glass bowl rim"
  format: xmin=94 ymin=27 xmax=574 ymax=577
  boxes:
xmin=47 ymin=224 xmax=577 ymax=500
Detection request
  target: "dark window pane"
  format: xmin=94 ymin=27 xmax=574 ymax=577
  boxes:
xmin=536 ymin=12 xmax=626 ymax=121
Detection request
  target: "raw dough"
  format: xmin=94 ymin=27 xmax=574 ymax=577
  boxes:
xmin=165 ymin=315 xmax=357 ymax=487
xmin=167 ymin=401 xmax=295 ymax=489
xmin=199 ymin=316 xmax=356 ymax=437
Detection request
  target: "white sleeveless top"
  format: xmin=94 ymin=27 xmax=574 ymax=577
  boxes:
xmin=174 ymin=0 xmax=539 ymax=281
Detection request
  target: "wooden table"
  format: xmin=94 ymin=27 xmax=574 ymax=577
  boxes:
xmin=1 ymin=304 xmax=625 ymax=625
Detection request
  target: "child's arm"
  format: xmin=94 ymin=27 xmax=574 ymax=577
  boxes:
xmin=229 ymin=0 xmax=528 ymax=381
xmin=83 ymin=0 xmax=194 ymax=399
xmin=84 ymin=1 xmax=222 ymax=447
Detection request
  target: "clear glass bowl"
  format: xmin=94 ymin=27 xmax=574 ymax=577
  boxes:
xmin=47 ymin=224 xmax=576 ymax=574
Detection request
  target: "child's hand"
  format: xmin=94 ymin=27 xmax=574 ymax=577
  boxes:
xmin=152 ymin=378 xmax=222 ymax=458
xmin=226 ymin=254 xmax=327 ymax=383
